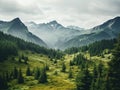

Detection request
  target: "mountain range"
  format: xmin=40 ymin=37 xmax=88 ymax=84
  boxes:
xmin=0 ymin=18 xmax=47 ymax=47
xmin=61 ymin=16 xmax=120 ymax=49
xmin=0 ymin=16 xmax=120 ymax=50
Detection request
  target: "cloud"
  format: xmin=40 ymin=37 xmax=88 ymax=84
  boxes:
xmin=0 ymin=0 xmax=120 ymax=28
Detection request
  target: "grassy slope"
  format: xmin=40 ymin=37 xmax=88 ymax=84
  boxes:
xmin=0 ymin=50 xmax=111 ymax=90
xmin=0 ymin=50 xmax=76 ymax=90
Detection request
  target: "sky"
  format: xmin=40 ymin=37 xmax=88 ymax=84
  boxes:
xmin=0 ymin=0 xmax=120 ymax=29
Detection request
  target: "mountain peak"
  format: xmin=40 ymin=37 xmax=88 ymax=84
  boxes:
xmin=47 ymin=20 xmax=64 ymax=29
xmin=112 ymin=16 xmax=120 ymax=23
xmin=12 ymin=17 xmax=21 ymax=22
xmin=48 ymin=20 xmax=58 ymax=25
xmin=114 ymin=16 xmax=120 ymax=20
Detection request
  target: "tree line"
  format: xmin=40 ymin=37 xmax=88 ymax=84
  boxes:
xmin=0 ymin=31 xmax=63 ymax=62
xmin=74 ymin=36 xmax=120 ymax=90
xmin=0 ymin=66 xmax=48 ymax=90
xmin=65 ymin=39 xmax=116 ymax=56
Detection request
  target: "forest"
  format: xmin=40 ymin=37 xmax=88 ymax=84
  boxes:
xmin=0 ymin=31 xmax=120 ymax=90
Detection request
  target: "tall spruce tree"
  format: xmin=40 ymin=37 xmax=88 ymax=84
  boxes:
xmin=61 ymin=62 xmax=66 ymax=72
xmin=13 ymin=67 xmax=18 ymax=79
xmin=108 ymin=36 xmax=120 ymax=90
xmin=38 ymin=68 xmax=47 ymax=83
xmin=68 ymin=67 xmax=73 ymax=78
xmin=26 ymin=67 xmax=31 ymax=76
xmin=18 ymin=69 xmax=24 ymax=84
xmin=34 ymin=67 xmax=40 ymax=80
xmin=76 ymin=68 xmax=92 ymax=90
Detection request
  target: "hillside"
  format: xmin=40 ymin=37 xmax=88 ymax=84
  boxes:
xmin=0 ymin=18 xmax=47 ymax=47
xmin=0 ymin=31 xmax=116 ymax=90
xmin=60 ymin=17 xmax=120 ymax=49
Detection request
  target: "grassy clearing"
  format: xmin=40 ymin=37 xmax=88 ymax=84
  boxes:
xmin=0 ymin=50 xmax=111 ymax=90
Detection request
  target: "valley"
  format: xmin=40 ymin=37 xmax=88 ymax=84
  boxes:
xmin=0 ymin=16 xmax=120 ymax=90
xmin=0 ymin=49 xmax=111 ymax=90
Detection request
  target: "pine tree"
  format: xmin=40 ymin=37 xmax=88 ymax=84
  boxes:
xmin=34 ymin=67 xmax=40 ymax=80
xmin=98 ymin=62 xmax=103 ymax=77
xmin=18 ymin=56 xmax=22 ymax=63
xmin=68 ymin=67 xmax=73 ymax=78
xmin=26 ymin=67 xmax=31 ymax=76
xmin=13 ymin=67 xmax=18 ymax=79
xmin=108 ymin=36 xmax=120 ymax=90
xmin=18 ymin=69 xmax=24 ymax=84
xmin=38 ymin=68 xmax=47 ymax=83
xmin=24 ymin=56 xmax=28 ymax=64
xmin=0 ymin=75 xmax=8 ymax=90
xmin=61 ymin=62 xmax=66 ymax=72
xmin=90 ymin=64 xmax=98 ymax=90
xmin=76 ymin=68 xmax=92 ymax=90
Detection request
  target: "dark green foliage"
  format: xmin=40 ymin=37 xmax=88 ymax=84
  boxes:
xmin=0 ymin=75 xmax=8 ymax=90
xmin=61 ymin=62 xmax=66 ymax=72
xmin=38 ymin=68 xmax=47 ymax=83
xmin=88 ymin=39 xmax=116 ymax=56
xmin=76 ymin=68 xmax=92 ymax=90
xmin=65 ymin=39 xmax=116 ymax=56
xmin=26 ymin=67 xmax=31 ymax=76
xmin=24 ymin=56 xmax=28 ymax=64
xmin=54 ymin=70 xmax=58 ymax=75
xmin=17 ymin=69 xmax=24 ymax=84
xmin=18 ymin=56 xmax=22 ymax=63
xmin=53 ymin=59 xmax=57 ymax=64
xmin=108 ymin=36 xmax=120 ymax=90
xmin=93 ymin=65 xmax=98 ymax=82
xmin=45 ymin=64 xmax=49 ymax=71
xmin=0 ymin=31 xmax=63 ymax=62
xmin=69 ymin=60 xmax=74 ymax=66
xmin=68 ymin=67 xmax=73 ymax=78
xmin=98 ymin=62 xmax=104 ymax=77
xmin=13 ymin=67 xmax=18 ymax=79
xmin=0 ymin=40 xmax=18 ymax=61
xmin=72 ymin=54 xmax=87 ymax=66
xmin=64 ymin=47 xmax=80 ymax=54
xmin=34 ymin=68 xmax=41 ymax=80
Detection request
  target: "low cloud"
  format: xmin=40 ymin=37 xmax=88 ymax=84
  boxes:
xmin=0 ymin=0 xmax=120 ymax=28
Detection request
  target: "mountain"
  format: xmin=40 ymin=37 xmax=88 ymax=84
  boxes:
xmin=26 ymin=20 xmax=85 ymax=49
xmin=60 ymin=16 xmax=120 ymax=49
xmin=0 ymin=18 xmax=47 ymax=47
xmin=67 ymin=25 xmax=84 ymax=31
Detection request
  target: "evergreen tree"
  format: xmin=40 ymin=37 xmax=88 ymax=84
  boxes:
xmin=34 ymin=67 xmax=40 ymax=80
xmin=18 ymin=56 xmax=22 ymax=63
xmin=76 ymin=68 xmax=92 ymax=90
xmin=68 ymin=67 xmax=73 ymax=78
xmin=24 ymin=56 xmax=28 ymax=64
xmin=61 ymin=62 xmax=66 ymax=72
xmin=18 ymin=69 xmax=24 ymax=84
xmin=90 ymin=64 xmax=98 ymax=90
xmin=108 ymin=36 xmax=120 ymax=90
xmin=13 ymin=67 xmax=18 ymax=79
xmin=98 ymin=62 xmax=103 ymax=77
xmin=26 ymin=67 xmax=31 ymax=76
xmin=38 ymin=68 xmax=47 ymax=83
xmin=0 ymin=75 xmax=8 ymax=90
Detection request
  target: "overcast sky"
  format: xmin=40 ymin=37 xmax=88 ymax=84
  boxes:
xmin=0 ymin=0 xmax=120 ymax=29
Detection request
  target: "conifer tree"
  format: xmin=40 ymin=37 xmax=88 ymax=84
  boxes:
xmin=108 ymin=36 xmax=120 ymax=90
xmin=76 ymin=68 xmax=92 ymax=90
xmin=68 ymin=67 xmax=73 ymax=78
xmin=61 ymin=62 xmax=66 ymax=72
xmin=0 ymin=75 xmax=8 ymax=90
xmin=34 ymin=67 xmax=40 ymax=80
xmin=18 ymin=69 xmax=24 ymax=84
xmin=38 ymin=68 xmax=47 ymax=83
xmin=13 ymin=67 xmax=18 ymax=79
xmin=26 ymin=67 xmax=31 ymax=76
